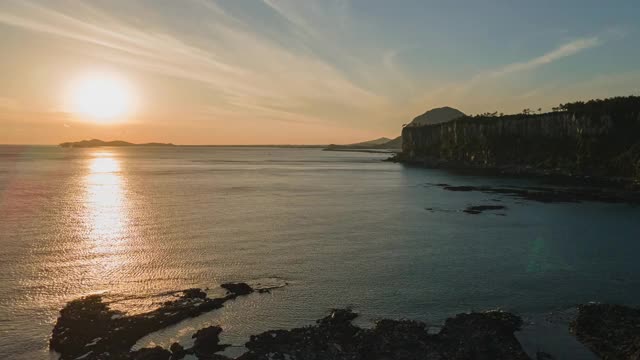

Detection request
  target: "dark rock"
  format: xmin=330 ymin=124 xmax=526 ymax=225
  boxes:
xmin=49 ymin=295 xmax=120 ymax=359
xmin=191 ymin=325 xmax=229 ymax=356
xmin=464 ymin=205 xmax=507 ymax=214
xmin=182 ymin=288 xmax=207 ymax=299
xmin=221 ymin=282 xmax=254 ymax=296
xmin=437 ymin=311 xmax=528 ymax=359
xmin=435 ymin=183 xmax=640 ymax=204
xmin=131 ymin=347 xmax=172 ymax=360
xmin=444 ymin=185 xmax=476 ymax=192
xmin=536 ymin=351 xmax=556 ymax=360
xmin=169 ymin=342 xmax=185 ymax=359
xmin=570 ymin=303 xmax=640 ymax=359
xmin=242 ymin=308 xmax=531 ymax=360
xmin=50 ymin=285 xmax=254 ymax=360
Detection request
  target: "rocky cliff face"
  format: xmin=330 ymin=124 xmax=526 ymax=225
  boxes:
xmin=400 ymin=103 xmax=640 ymax=182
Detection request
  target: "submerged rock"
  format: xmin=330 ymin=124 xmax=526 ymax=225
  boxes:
xmin=571 ymin=303 xmax=640 ymax=359
xmin=435 ymin=183 xmax=640 ymax=204
xmin=463 ymin=205 xmax=507 ymax=214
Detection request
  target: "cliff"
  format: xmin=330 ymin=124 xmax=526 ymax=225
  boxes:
xmin=399 ymin=96 xmax=640 ymax=182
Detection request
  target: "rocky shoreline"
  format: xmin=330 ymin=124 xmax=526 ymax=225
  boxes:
xmin=389 ymin=153 xmax=640 ymax=190
xmin=50 ymin=283 xmax=257 ymax=360
xmin=49 ymin=282 xmax=640 ymax=360
xmin=571 ymin=303 xmax=640 ymax=359
xmin=427 ymin=182 xmax=640 ymax=205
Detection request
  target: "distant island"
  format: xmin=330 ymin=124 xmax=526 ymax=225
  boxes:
xmin=59 ymin=139 xmax=333 ymax=149
xmin=60 ymin=139 xmax=175 ymax=148
xmin=324 ymin=136 xmax=401 ymax=152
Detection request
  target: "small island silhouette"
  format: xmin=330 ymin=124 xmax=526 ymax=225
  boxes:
xmin=59 ymin=139 xmax=175 ymax=148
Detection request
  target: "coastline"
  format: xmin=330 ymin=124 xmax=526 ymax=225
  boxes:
xmin=49 ymin=283 xmax=640 ymax=360
xmin=389 ymin=152 xmax=640 ymax=191
xmin=323 ymin=147 xmax=399 ymax=154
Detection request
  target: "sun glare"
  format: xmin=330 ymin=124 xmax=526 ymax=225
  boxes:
xmin=67 ymin=72 xmax=135 ymax=123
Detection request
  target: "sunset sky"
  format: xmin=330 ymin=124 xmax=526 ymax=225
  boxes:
xmin=1 ymin=0 xmax=639 ymax=145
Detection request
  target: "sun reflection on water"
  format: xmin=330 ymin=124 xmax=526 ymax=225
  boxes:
xmin=85 ymin=151 xmax=128 ymax=257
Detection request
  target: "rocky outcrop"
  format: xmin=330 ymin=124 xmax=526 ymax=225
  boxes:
xmin=399 ymin=97 xmax=640 ymax=184
xmin=53 ymin=293 xmax=640 ymax=360
xmin=238 ymin=308 xmax=531 ymax=360
xmin=429 ymin=183 xmax=640 ymax=204
xmin=221 ymin=282 xmax=255 ymax=296
xmin=50 ymin=284 xmax=256 ymax=360
xmin=191 ymin=326 xmax=229 ymax=357
xmin=571 ymin=303 xmax=640 ymax=359
xmin=463 ymin=205 xmax=506 ymax=214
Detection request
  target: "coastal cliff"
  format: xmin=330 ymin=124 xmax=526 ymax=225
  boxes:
xmin=398 ymin=96 xmax=640 ymax=183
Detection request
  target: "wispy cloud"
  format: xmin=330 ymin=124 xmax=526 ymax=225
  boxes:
xmin=0 ymin=0 xmax=387 ymax=127
xmin=0 ymin=0 xmax=632 ymax=143
xmin=489 ymin=37 xmax=601 ymax=77
xmin=415 ymin=36 xmax=604 ymax=112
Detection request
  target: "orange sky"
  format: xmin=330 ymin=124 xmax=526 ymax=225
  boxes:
xmin=1 ymin=1 xmax=639 ymax=145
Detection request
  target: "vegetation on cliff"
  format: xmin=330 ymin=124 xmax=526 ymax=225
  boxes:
xmin=400 ymin=96 xmax=640 ymax=183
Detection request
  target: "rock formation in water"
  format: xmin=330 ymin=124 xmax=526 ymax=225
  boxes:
xmin=237 ymin=308 xmax=530 ymax=360
xmin=398 ymin=96 xmax=640 ymax=184
xmin=429 ymin=183 xmax=640 ymax=204
xmin=570 ymin=303 xmax=640 ymax=360
xmin=50 ymin=283 xmax=257 ymax=360
xmin=52 ymin=287 xmax=640 ymax=360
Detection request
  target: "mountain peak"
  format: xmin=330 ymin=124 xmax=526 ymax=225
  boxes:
xmin=408 ymin=107 xmax=465 ymax=127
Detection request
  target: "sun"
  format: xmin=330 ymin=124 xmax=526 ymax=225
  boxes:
xmin=67 ymin=72 xmax=135 ymax=123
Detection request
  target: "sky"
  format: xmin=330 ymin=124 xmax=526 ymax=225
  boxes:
xmin=1 ymin=0 xmax=639 ymax=145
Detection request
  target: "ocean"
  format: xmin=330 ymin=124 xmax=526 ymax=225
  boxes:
xmin=1 ymin=146 xmax=639 ymax=359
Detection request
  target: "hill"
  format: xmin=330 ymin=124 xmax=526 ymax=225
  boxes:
xmin=407 ymin=106 xmax=466 ymax=126
xmin=348 ymin=137 xmax=393 ymax=147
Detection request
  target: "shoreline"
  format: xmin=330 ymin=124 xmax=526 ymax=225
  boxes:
xmin=48 ymin=283 xmax=640 ymax=360
xmin=389 ymin=153 xmax=640 ymax=191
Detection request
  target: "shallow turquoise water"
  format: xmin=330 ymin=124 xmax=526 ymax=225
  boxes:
xmin=1 ymin=146 xmax=639 ymax=359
